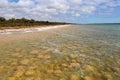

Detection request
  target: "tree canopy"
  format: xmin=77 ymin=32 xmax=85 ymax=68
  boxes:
xmin=0 ymin=17 xmax=66 ymax=29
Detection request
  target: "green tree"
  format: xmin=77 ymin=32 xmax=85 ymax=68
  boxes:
xmin=0 ymin=17 xmax=6 ymax=22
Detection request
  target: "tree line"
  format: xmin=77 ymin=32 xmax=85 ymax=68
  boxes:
xmin=0 ymin=17 xmax=66 ymax=28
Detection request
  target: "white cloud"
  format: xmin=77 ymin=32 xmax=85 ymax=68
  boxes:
xmin=0 ymin=0 xmax=120 ymax=22
xmin=81 ymin=6 xmax=96 ymax=14
xmin=75 ymin=13 xmax=81 ymax=16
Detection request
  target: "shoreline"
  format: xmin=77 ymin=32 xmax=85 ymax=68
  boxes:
xmin=0 ymin=25 xmax=70 ymax=34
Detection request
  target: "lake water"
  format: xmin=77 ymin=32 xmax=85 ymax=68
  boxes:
xmin=0 ymin=24 xmax=120 ymax=80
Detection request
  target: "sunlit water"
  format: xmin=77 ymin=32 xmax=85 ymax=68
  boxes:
xmin=0 ymin=25 xmax=120 ymax=80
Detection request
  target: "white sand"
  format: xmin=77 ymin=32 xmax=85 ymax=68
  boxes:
xmin=0 ymin=25 xmax=70 ymax=34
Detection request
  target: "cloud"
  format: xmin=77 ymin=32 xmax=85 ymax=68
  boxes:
xmin=0 ymin=0 xmax=120 ymax=22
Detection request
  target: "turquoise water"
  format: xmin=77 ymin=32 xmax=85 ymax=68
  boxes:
xmin=0 ymin=24 xmax=120 ymax=80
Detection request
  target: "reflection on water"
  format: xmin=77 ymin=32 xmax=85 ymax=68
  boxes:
xmin=0 ymin=25 xmax=120 ymax=80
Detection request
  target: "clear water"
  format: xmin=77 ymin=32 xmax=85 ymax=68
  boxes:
xmin=0 ymin=25 xmax=120 ymax=80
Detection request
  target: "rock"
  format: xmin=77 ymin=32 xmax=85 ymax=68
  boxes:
xmin=69 ymin=54 xmax=77 ymax=59
xmin=29 ymin=66 xmax=37 ymax=70
xmin=84 ymin=76 xmax=93 ymax=80
xmin=69 ymin=63 xmax=80 ymax=68
xmin=49 ymin=64 xmax=54 ymax=69
xmin=105 ymin=74 xmax=113 ymax=80
xmin=37 ymin=54 xmax=51 ymax=59
xmin=61 ymin=63 xmax=68 ymax=67
xmin=42 ymin=49 xmax=52 ymax=54
xmin=65 ymin=57 xmax=70 ymax=62
xmin=25 ymin=70 xmax=36 ymax=76
xmin=70 ymin=74 xmax=80 ymax=80
xmin=10 ymin=62 xmax=17 ymax=66
xmin=7 ymin=77 xmax=16 ymax=80
xmin=71 ymin=59 xmax=77 ymax=63
xmin=11 ymin=53 xmax=23 ymax=57
xmin=35 ymin=77 xmax=42 ymax=80
xmin=30 ymin=58 xmax=38 ymax=62
xmin=30 ymin=50 xmax=39 ymax=54
xmin=25 ymin=77 xmax=34 ymax=80
xmin=80 ymin=49 xmax=86 ymax=53
xmin=84 ymin=65 xmax=95 ymax=72
xmin=37 ymin=55 xmax=44 ymax=59
xmin=84 ymin=74 xmax=101 ymax=80
xmin=45 ymin=79 xmax=52 ymax=80
xmin=16 ymin=66 xmax=26 ymax=71
xmin=54 ymin=70 xmax=62 ymax=74
xmin=44 ymin=55 xmax=51 ymax=59
xmin=0 ymin=66 xmax=4 ymax=72
xmin=63 ymin=68 xmax=68 ymax=71
xmin=114 ymin=67 xmax=120 ymax=73
xmin=15 ymin=48 xmax=21 ymax=52
xmin=59 ymin=78 xmax=66 ymax=80
xmin=46 ymin=69 xmax=53 ymax=74
xmin=20 ymin=59 xmax=29 ymax=65
xmin=13 ymin=70 xmax=24 ymax=77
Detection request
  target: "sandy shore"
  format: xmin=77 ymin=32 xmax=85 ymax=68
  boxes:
xmin=0 ymin=25 xmax=70 ymax=34
xmin=0 ymin=25 xmax=71 ymax=44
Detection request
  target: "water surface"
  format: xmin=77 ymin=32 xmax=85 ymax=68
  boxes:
xmin=0 ymin=25 xmax=120 ymax=80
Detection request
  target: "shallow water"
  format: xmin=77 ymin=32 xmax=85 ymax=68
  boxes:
xmin=0 ymin=25 xmax=120 ymax=80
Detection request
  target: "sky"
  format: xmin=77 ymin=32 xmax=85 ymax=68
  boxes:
xmin=0 ymin=0 xmax=120 ymax=23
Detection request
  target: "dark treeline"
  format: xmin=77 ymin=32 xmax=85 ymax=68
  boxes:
xmin=0 ymin=17 xmax=67 ymax=29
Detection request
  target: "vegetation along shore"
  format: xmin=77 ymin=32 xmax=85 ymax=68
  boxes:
xmin=0 ymin=17 xmax=67 ymax=30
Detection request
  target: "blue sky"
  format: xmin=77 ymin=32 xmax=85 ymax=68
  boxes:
xmin=0 ymin=0 xmax=120 ymax=23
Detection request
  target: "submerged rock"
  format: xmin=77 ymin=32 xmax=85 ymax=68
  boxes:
xmin=69 ymin=54 xmax=77 ymax=59
xmin=25 ymin=77 xmax=34 ymax=80
xmin=7 ymin=77 xmax=16 ymax=80
xmin=37 ymin=54 xmax=51 ymax=60
xmin=13 ymin=70 xmax=24 ymax=77
xmin=37 ymin=54 xmax=44 ymax=59
xmin=11 ymin=53 xmax=23 ymax=58
xmin=0 ymin=66 xmax=4 ymax=72
xmin=69 ymin=63 xmax=80 ymax=68
xmin=30 ymin=50 xmax=39 ymax=54
xmin=25 ymin=70 xmax=36 ymax=76
xmin=71 ymin=59 xmax=77 ymax=63
xmin=70 ymin=74 xmax=80 ymax=80
xmin=59 ymin=78 xmax=66 ymax=80
xmin=84 ymin=65 xmax=95 ymax=72
xmin=10 ymin=61 xmax=18 ymax=66
xmin=16 ymin=65 xmax=26 ymax=71
xmin=61 ymin=63 xmax=68 ymax=67
xmin=20 ymin=59 xmax=29 ymax=65
xmin=54 ymin=70 xmax=62 ymax=74
xmin=46 ymin=69 xmax=53 ymax=74
xmin=28 ymin=66 xmax=37 ymax=70
xmin=44 ymin=55 xmax=51 ymax=59
xmin=84 ymin=76 xmax=93 ymax=80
